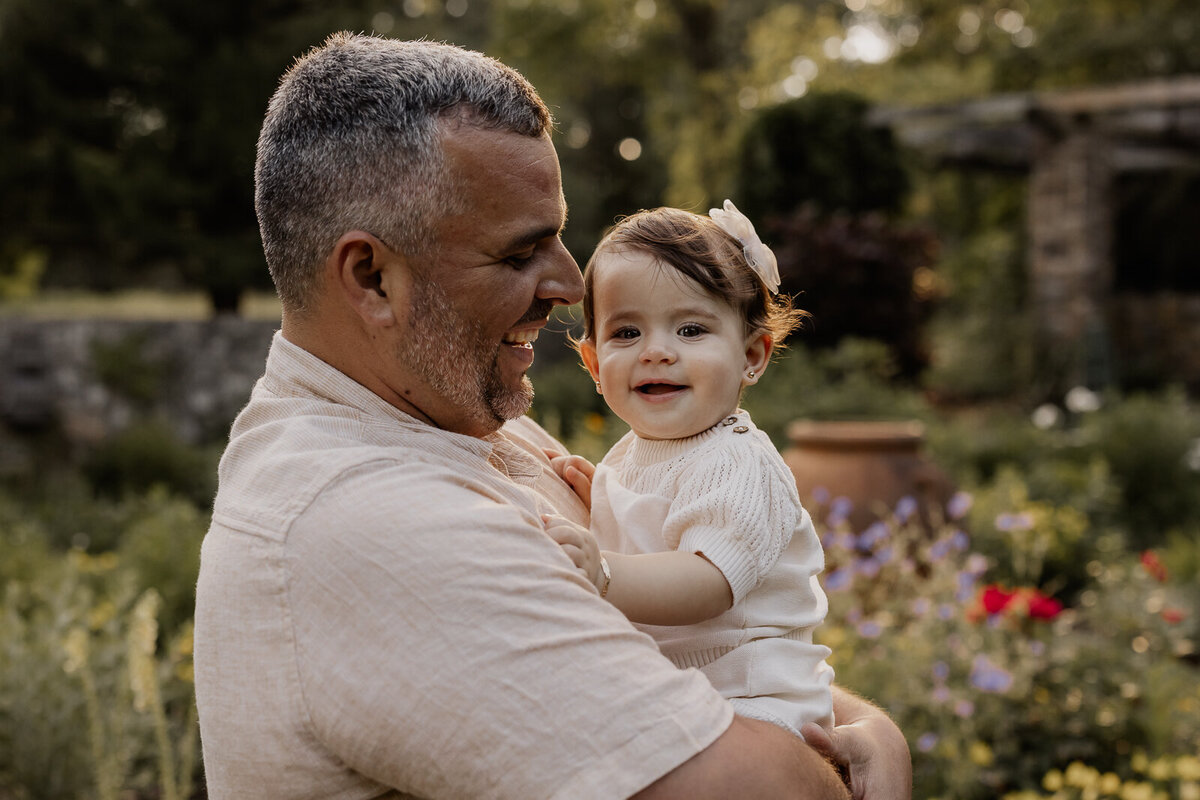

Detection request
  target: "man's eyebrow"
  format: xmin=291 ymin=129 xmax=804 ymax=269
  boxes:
xmin=502 ymin=224 xmax=563 ymax=252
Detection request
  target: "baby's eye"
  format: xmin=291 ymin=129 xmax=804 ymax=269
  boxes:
xmin=677 ymin=323 xmax=706 ymax=338
xmin=610 ymin=326 xmax=640 ymax=340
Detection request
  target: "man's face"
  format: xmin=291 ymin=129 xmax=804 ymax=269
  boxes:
xmin=392 ymin=125 xmax=582 ymax=437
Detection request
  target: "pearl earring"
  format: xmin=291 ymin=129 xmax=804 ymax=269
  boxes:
xmin=747 ymin=370 xmax=756 ymax=379
xmin=595 ymin=380 xmax=602 ymax=393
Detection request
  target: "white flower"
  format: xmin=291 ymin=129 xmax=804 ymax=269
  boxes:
xmin=1031 ymin=403 xmax=1061 ymax=430
xmin=1064 ymin=386 xmax=1101 ymax=414
xmin=708 ymin=199 xmax=781 ymax=293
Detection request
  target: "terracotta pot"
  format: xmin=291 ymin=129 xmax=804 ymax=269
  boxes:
xmin=782 ymin=419 xmax=952 ymax=532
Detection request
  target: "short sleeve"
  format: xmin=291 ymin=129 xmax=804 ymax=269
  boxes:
xmin=664 ymin=444 xmax=800 ymax=605
xmin=286 ymin=460 xmax=732 ymax=800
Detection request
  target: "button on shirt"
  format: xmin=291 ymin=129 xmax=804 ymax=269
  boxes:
xmin=193 ymin=333 xmax=732 ymax=800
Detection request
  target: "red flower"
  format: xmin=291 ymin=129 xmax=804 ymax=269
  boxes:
xmin=1141 ymin=550 xmax=1168 ymax=583
xmin=981 ymin=585 xmax=1016 ymax=615
xmin=1162 ymin=608 xmax=1187 ymax=624
xmin=1025 ymin=592 xmax=1063 ymax=620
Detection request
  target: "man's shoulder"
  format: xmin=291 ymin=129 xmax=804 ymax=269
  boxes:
xmin=212 ymin=399 xmax=506 ymax=540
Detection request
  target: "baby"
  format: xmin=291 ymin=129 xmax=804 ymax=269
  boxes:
xmin=547 ymin=201 xmax=834 ymax=738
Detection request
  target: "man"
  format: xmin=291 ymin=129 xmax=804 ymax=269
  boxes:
xmin=194 ymin=32 xmax=910 ymax=799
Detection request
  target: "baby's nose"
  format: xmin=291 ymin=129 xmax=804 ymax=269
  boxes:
xmin=640 ymin=340 xmax=676 ymax=363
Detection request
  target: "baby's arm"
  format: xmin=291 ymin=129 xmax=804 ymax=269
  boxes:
xmin=544 ymin=514 xmax=732 ymax=625
xmin=603 ymin=550 xmax=733 ymax=626
xmin=547 ymin=451 xmax=737 ymax=624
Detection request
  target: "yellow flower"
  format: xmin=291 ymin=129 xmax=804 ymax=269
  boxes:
xmin=1043 ymin=770 xmax=1064 ymax=792
xmin=969 ymin=741 xmax=994 ymax=767
xmin=1099 ymin=773 xmax=1121 ymax=794
xmin=1146 ymin=759 xmax=1171 ymax=782
xmin=1179 ymin=781 xmax=1199 ymax=800
xmin=1132 ymin=751 xmax=1149 ymax=774
xmin=62 ymin=627 xmax=89 ymax=675
xmin=88 ymin=600 xmax=116 ymax=631
xmin=1121 ymin=781 xmax=1152 ymax=800
xmin=128 ymin=589 xmax=162 ymax=713
xmin=1066 ymin=761 xmax=1099 ymax=789
xmin=1177 ymin=757 xmax=1200 ymax=781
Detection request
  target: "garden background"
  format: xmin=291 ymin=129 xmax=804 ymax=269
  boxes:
xmin=1 ymin=0 xmax=1199 ymax=798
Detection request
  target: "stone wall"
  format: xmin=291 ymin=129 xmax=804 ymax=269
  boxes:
xmin=0 ymin=318 xmax=278 ymax=447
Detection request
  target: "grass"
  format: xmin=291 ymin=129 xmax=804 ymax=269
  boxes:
xmin=0 ymin=290 xmax=283 ymax=321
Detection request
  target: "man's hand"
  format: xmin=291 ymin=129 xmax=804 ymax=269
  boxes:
xmin=545 ymin=451 xmax=596 ymax=510
xmin=542 ymin=514 xmax=603 ymax=592
xmin=800 ymin=689 xmax=911 ymax=800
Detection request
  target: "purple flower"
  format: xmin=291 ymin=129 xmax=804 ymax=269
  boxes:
xmin=950 ymin=529 xmax=970 ymax=551
xmin=895 ymin=495 xmax=918 ymax=522
xmin=932 ymin=686 xmax=951 ymax=703
xmin=874 ymin=545 xmax=894 ymax=565
xmin=947 ymin=491 xmax=973 ymax=520
xmin=821 ymin=531 xmax=836 ymax=548
xmin=917 ymin=733 xmax=939 ymax=752
xmin=855 ymin=558 xmax=881 ymax=578
xmin=938 ymin=604 xmax=955 ymax=620
xmin=995 ymin=512 xmax=1034 ymax=532
xmin=824 ymin=568 xmax=852 ymax=591
xmin=930 ymin=538 xmax=952 ymax=561
xmin=911 ymin=597 xmax=931 ymax=617
xmin=857 ymin=522 xmax=889 ymax=550
xmin=1029 ymin=640 xmax=1045 ymax=657
xmin=954 ymin=699 xmax=975 ymax=718
xmin=932 ymin=661 xmax=950 ymax=681
xmin=955 ymin=571 xmax=977 ymax=602
xmin=812 ymin=486 xmax=831 ymax=505
xmin=856 ymin=620 xmax=882 ymax=639
xmin=827 ymin=496 xmax=853 ymax=526
xmin=965 ymin=554 xmax=989 ymax=575
xmin=970 ymin=655 xmax=1014 ymax=693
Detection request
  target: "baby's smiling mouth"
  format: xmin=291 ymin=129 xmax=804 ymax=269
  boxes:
xmin=636 ymin=382 xmax=685 ymax=395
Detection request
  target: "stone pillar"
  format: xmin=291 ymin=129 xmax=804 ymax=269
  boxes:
xmin=1026 ymin=119 xmax=1115 ymax=392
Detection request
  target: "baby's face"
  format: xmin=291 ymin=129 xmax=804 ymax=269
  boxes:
xmin=582 ymin=247 xmax=758 ymax=440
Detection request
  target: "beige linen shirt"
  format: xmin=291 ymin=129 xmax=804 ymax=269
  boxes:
xmin=193 ymin=333 xmax=732 ymax=800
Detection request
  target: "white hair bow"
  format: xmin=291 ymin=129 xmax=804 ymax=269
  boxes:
xmin=708 ymin=199 xmax=780 ymax=294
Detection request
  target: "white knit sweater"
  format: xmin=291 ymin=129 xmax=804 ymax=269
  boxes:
xmin=591 ymin=409 xmax=835 ymax=735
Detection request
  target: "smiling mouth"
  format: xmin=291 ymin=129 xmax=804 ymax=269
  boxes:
xmin=637 ymin=382 xmax=685 ymax=395
xmin=502 ymin=329 xmax=540 ymax=349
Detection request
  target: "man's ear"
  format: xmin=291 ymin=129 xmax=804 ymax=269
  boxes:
xmin=330 ymin=230 xmax=404 ymax=328
xmin=743 ymin=331 xmax=773 ymax=386
xmin=579 ymin=339 xmax=602 ymax=391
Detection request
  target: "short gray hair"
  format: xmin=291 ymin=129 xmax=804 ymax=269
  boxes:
xmin=255 ymin=33 xmax=552 ymax=313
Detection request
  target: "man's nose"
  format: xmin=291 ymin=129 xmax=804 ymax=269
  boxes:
xmin=536 ymin=239 xmax=583 ymax=307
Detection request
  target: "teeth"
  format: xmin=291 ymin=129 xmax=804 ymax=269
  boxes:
xmin=503 ymin=329 xmax=540 ymax=345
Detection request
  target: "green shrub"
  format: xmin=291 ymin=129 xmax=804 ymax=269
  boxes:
xmin=1082 ymin=389 xmax=1200 ymax=546
xmin=82 ymin=420 xmax=219 ymax=510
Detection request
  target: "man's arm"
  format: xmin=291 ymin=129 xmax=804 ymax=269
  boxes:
xmin=634 ymin=716 xmax=850 ymax=800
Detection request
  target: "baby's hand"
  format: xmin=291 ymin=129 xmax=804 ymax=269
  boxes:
xmin=542 ymin=514 xmax=603 ymax=593
xmin=544 ymin=451 xmax=596 ymax=510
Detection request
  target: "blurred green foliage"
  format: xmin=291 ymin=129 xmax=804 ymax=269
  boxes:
xmin=736 ymin=91 xmax=909 ymax=219
xmin=4 ymin=0 xmax=1198 ymax=314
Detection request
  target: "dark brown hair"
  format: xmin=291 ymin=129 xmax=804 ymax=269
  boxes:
xmin=580 ymin=207 xmax=808 ymax=346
